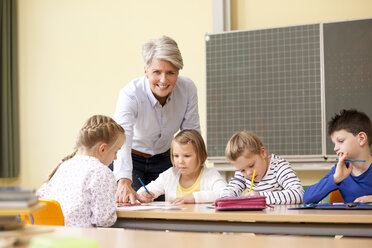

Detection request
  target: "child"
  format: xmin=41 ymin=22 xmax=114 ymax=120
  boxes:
xmin=304 ymin=109 xmax=372 ymax=203
xmin=220 ymin=131 xmax=304 ymax=204
xmin=138 ymin=129 xmax=226 ymax=204
xmin=37 ymin=115 xmax=125 ymax=227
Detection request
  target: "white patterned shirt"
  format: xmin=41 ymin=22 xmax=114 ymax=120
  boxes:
xmin=220 ymin=154 xmax=304 ymax=204
xmin=37 ymin=155 xmax=117 ymax=227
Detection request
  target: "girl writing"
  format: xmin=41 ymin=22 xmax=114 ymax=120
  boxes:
xmin=221 ymin=130 xmax=304 ymax=204
xmin=138 ymin=130 xmax=226 ymax=204
xmin=37 ymin=115 xmax=125 ymax=227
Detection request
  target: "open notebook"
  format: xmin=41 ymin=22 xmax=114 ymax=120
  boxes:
xmin=215 ymin=195 xmax=270 ymax=211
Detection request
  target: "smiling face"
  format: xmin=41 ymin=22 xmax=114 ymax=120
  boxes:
xmin=172 ymin=141 xmax=201 ymax=177
xmin=330 ymin=129 xmax=363 ymax=159
xmin=230 ymin=147 xmax=269 ymax=182
xmin=145 ymin=59 xmax=179 ymax=105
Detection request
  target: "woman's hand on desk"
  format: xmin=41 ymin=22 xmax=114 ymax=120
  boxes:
xmin=116 ymin=178 xmax=147 ymax=204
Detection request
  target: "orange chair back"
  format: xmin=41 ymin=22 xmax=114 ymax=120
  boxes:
xmin=329 ymin=190 xmax=344 ymax=203
xmin=22 ymin=198 xmax=64 ymax=226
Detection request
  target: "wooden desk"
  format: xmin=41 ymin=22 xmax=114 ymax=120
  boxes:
xmin=7 ymin=225 xmax=372 ymax=248
xmin=114 ymin=204 xmax=372 ymax=237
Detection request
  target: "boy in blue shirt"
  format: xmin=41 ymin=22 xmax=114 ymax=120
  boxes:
xmin=304 ymin=109 xmax=372 ymax=203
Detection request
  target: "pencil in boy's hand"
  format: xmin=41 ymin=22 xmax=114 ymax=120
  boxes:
xmin=336 ymin=158 xmax=366 ymax=162
xmin=249 ymin=170 xmax=256 ymax=192
xmin=138 ymin=177 xmax=152 ymax=196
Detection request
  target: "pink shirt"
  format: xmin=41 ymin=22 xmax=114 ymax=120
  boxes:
xmin=37 ymin=155 xmax=117 ymax=227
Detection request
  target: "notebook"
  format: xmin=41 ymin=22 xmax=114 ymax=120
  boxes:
xmin=215 ymin=195 xmax=269 ymax=211
xmin=288 ymin=202 xmax=372 ymax=210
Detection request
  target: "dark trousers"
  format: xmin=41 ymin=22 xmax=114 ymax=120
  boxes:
xmin=131 ymin=150 xmax=172 ymax=201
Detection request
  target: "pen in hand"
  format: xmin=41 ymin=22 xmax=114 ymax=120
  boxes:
xmin=138 ymin=177 xmax=152 ymax=196
xmin=249 ymin=170 xmax=256 ymax=192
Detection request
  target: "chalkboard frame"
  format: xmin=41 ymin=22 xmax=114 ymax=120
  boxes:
xmin=205 ymin=18 xmax=372 ymax=163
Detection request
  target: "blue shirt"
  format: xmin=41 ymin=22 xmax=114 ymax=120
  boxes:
xmin=303 ymin=163 xmax=372 ymax=203
xmin=113 ymin=75 xmax=200 ymax=181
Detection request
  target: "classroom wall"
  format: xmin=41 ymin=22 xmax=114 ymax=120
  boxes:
xmin=231 ymin=0 xmax=372 ymax=31
xmin=0 ymin=0 xmax=212 ymax=188
xmin=1 ymin=0 xmax=371 ymax=188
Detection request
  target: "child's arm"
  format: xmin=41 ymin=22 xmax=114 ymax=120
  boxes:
xmin=219 ymin=170 xmax=247 ymax=198
xmin=193 ymin=168 xmax=227 ymax=203
xmin=333 ymin=152 xmax=353 ymax=184
xmin=354 ymin=195 xmax=372 ymax=203
xmin=137 ymin=169 xmax=172 ymax=200
xmin=303 ymin=166 xmax=339 ymax=203
xmin=170 ymin=194 xmax=195 ymax=204
xmin=260 ymin=164 xmax=304 ymax=204
xmin=89 ymin=169 xmax=117 ymax=227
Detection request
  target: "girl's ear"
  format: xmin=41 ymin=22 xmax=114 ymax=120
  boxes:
xmin=97 ymin=142 xmax=108 ymax=155
xmin=357 ymin=132 xmax=368 ymax=146
xmin=260 ymin=146 xmax=267 ymax=158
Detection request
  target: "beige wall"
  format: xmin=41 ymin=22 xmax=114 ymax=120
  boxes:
xmin=231 ymin=0 xmax=372 ymax=30
xmin=1 ymin=0 xmax=212 ymax=188
xmin=2 ymin=0 xmax=371 ymax=188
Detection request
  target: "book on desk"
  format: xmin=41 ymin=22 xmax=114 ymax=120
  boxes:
xmin=0 ymin=187 xmax=38 ymax=209
xmin=0 ymin=187 xmax=40 ymax=231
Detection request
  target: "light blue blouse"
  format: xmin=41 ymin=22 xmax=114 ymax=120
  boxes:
xmin=113 ymin=75 xmax=200 ymax=181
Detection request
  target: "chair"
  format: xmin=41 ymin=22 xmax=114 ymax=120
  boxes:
xmin=21 ymin=198 xmax=64 ymax=226
xmin=329 ymin=190 xmax=344 ymax=203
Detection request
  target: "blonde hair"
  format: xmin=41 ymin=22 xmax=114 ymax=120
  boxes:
xmin=142 ymin=35 xmax=183 ymax=70
xmin=170 ymin=130 xmax=207 ymax=167
xmin=47 ymin=115 xmax=125 ymax=181
xmin=225 ymin=131 xmax=264 ymax=161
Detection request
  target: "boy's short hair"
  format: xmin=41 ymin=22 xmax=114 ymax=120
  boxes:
xmin=225 ymin=131 xmax=264 ymax=161
xmin=328 ymin=109 xmax=372 ymax=147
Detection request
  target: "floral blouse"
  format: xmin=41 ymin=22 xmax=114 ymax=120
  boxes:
xmin=37 ymin=155 xmax=117 ymax=227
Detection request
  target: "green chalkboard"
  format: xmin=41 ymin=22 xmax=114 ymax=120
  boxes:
xmin=206 ymin=19 xmax=372 ymax=159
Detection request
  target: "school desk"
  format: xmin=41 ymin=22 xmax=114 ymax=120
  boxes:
xmin=114 ymin=204 xmax=372 ymax=237
xmin=5 ymin=225 xmax=372 ymax=248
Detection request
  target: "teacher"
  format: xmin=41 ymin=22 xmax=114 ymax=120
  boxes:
xmin=113 ymin=36 xmax=201 ymax=203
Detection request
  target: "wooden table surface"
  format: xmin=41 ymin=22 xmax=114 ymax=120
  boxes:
xmin=115 ymin=204 xmax=372 ymax=236
xmin=117 ymin=204 xmax=372 ymax=223
xmin=7 ymin=225 xmax=372 ymax=248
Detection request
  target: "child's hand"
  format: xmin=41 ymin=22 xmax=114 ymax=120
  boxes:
xmin=170 ymin=195 xmax=195 ymax=204
xmin=354 ymin=195 xmax=372 ymax=203
xmin=139 ymin=191 xmax=155 ymax=203
xmin=333 ymin=152 xmax=353 ymax=184
xmin=246 ymin=190 xmax=259 ymax=196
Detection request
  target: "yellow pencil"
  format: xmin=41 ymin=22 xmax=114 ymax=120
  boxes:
xmin=249 ymin=170 xmax=256 ymax=192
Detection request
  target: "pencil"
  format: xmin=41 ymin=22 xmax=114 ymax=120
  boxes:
xmin=336 ymin=159 xmax=366 ymax=162
xmin=138 ymin=177 xmax=152 ymax=196
xmin=249 ymin=170 xmax=256 ymax=192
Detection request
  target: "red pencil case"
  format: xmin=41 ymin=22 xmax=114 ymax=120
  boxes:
xmin=215 ymin=195 xmax=268 ymax=211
